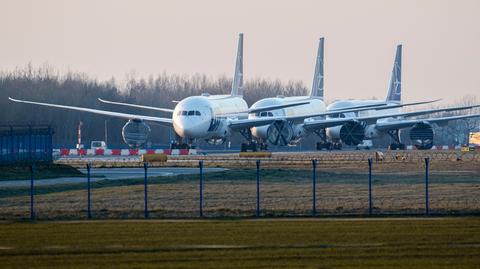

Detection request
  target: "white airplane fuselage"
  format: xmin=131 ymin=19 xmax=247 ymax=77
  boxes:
xmin=325 ymin=99 xmax=401 ymax=141
xmin=249 ymin=96 xmax=326 ymax=142
xmin=173 ymin=95 xmax=248 ymax=140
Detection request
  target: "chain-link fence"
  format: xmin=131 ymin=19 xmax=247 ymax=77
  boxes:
xmin=0 ymin=156 xmax=479 ymax=220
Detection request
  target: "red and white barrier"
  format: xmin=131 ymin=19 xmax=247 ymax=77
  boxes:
xmin=57 ymin=148 xmax=197 ymax=156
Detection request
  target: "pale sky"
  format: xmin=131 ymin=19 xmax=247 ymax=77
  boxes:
xmin=1 ymin=0 xmax=479 ymax=103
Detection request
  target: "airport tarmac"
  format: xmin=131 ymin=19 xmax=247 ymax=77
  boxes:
xmin=0 ymin=167 xmax=226 ymax=188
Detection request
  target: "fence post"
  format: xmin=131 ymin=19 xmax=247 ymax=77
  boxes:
xmin=312 ymin=159 xmax=317 ymax=217
xmin=87 ymin=163 xmax=91 ymax=219
xmin=30 ymin=163 xmax=35 ymax=221
xmin=144 ymin=162 xmax=149 ymax=219
xmin=256 ymin=160 xmax=261 ymax=217
xmin=199 ymin=160 xmax=203 ymax=217
xmin=368 ymin=158 xmax=373 ymax=216
xmin=425 ymin=157 xmax=429 ymax=216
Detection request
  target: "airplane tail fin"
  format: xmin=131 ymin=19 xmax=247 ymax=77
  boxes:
xmin=310 ymin=37 xmax=324 ymax=100
xmin=386 ymin=44 xmax=402 ymax=103
xmin=231 ymin=33 xmax=244 ymax=96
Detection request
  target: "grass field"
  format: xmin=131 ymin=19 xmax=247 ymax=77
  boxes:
xmin=0 ymin=163 xmax=84 ymax=180
xmin=1 ymin=168 xmax=479 ymax=219
xmin=0 ymin=218 xmax=479 ymax=268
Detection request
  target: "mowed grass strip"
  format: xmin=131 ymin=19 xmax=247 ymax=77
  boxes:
xmin=0 ymin=218 xmax=479 ymax=268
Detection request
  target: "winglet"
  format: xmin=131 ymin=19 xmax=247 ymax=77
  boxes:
xmin=310 ymin=37 xmax=324 ymax=100
xmin=231 ymin=33 xmax=244 ymax=96
xmin=386 ymin=44 xmax=402 ymax=103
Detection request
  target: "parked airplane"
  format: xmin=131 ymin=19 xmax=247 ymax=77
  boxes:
xmin=309 ymin=44 xmax=480 ymax=150
xmin=9 ymin=34 xmax=307 ymax=149
xmin=246 ymin=38 xmax=467 ymax=151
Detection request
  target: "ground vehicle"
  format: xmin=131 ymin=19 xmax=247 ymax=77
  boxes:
xmin=91 ymin=141 xmax=107 ymax=150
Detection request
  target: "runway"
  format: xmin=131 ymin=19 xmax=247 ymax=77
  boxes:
xmin=0 ymin=167 xmax=226 ymax=188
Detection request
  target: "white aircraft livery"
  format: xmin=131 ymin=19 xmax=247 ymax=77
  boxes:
xmin=315 ymin=44 xmax=480 ymax=150
xmin=246 ymin=39 xmax=480 ymax=150
xmin=9 ymin=33 xmax=303 ymax=149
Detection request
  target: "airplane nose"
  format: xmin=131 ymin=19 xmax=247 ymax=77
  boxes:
xmin=174 ymin=117 xmax=210 ymax=138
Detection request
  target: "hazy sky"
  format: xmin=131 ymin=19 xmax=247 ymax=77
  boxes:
xmin=2 ymin=0 xmax=479 ymax=103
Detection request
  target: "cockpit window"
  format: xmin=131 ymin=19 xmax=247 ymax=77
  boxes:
xmin=257 ymin=111 xmax=274 ymax=118
xmin=330 ymin=113 xmax=345 ymax=118
xmin=178 ymin=110 xmax=202 ymax=116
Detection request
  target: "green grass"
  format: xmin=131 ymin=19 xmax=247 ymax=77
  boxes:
xmin=0 ymin=218 xmax=479 ymax=268
xmin=0 ymin=163 xmax=84 ymax=180
xmin=0 ymin=168 xmax=478 ymax=199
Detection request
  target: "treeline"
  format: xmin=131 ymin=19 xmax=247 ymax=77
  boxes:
xmin=0 ymin=66 xmax=308 ymax=148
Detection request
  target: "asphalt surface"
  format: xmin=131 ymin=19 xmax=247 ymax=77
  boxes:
xmin=0 ymin=167 xmax=226 ymax=188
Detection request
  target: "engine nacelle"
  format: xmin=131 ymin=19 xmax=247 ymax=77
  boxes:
xmin=409 ymin=122 xmax=434 ymax=150
xmin=339 ymin=121 xmax=366 ymax=146
xmin=122 ymin=119 xmax=151 ymax=148
xmin=267 ymin=120 xmax=293 ymax=146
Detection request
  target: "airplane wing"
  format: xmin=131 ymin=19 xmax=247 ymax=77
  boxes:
xmin=374 ymin=113 xmax=480 ymax=131
xmin=328 ymin=99 xmax=439 ymax=111
xmin=98 ymin=98 xmax=174 ymax=113
xmin=254 ymin=99 xmax=442 ymax=124
xmin=228 ymin=117 xmax=283 ymax=130
xmin=302 ymin=104 xmax=480 ymax=130
xmin=247 ymin=101 xmax=310 ymax=114
xmin=9 ymin=97 xmax=173 ymax=126
xmin=366 ymin=99 xmax=441 ymax=111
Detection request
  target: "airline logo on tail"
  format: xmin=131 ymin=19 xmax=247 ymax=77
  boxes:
xmin=386 ymin=44 xmax=402 ymax=103
xmin=310 ymin=37 xmax=324 ymax=100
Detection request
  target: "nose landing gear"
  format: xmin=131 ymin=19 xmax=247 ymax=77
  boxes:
xmin=239 ymin=128 xmax=268 ymax=152
xmin=170 ymin=136 xmax=195 ymax=150
xmin=387 ymin=129 xmax=406 ymax=150
xmin=314 ymin=128 xmax=342 ymax=150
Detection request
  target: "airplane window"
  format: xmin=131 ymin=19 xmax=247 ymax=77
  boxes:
xmin=188 ymin=110 xmax=195 ymax=116
xmin=195 ymin=111 xmax=201 ymax=116
xmin=267 ymin=112 xmax=273 ymax=117
xmin=182 ymin=111 xmax=187 ymax=116
xmin=340 ymin=113 xmax=345 ymax=118
xmin=260 ymin=112 xmax=267 ymax=117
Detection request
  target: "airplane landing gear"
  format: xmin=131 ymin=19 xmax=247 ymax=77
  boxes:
xmin=170 ymin=137 xmax=195 ymax=150
xmin=387 ymin=129 xmax=406 ymax=150
xmin=240 ymin=128 xmax=259 ymax=152
xmin=314 ymin=129 xmax=342 ymax=150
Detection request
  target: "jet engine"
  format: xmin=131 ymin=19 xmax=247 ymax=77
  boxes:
xmin=327 ymin=121 xmax=365 ymax=146
xmin=409 ymin=122 xmax=434 ymax=150
xmin=266 ymin=120 xmax=293 ymax=146
xmin=122 ymin=119 xmax=151 ymax=148
xmin=339 ymin=121 xmax=366 ymax=146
